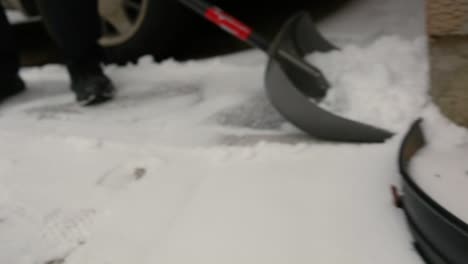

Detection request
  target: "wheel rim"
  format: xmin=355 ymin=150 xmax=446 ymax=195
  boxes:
xmin=98 ymin=0 xmax=148 ymax=47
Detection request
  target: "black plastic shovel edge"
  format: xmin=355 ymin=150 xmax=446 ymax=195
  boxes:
xmin=265 ymin=12 xmax=393 ymax=143
xmin=398 ymin=119 xmax=468 ymax=264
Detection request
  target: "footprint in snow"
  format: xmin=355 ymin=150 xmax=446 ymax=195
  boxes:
xmin=97 ymin=157 xmax=165 ymax=189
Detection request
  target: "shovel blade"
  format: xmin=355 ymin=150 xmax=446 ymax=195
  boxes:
xmin=265 ymin=12 xmax=393 ymax=143
xmin=398 ymin=120 xmax=468 ymax=264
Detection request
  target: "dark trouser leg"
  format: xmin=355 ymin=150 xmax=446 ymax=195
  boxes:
xmin=36 ymin=0 xmax=114 ymax=105
xmin=0 ymin=3 xmax=20 ymax=79
xmin=35 ymin=0 xmax=102 ymax=74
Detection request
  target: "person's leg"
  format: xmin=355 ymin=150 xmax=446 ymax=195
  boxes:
xmin=0 ymin=4 xmax=19 ymax=78
xmin=36 ymin=0 xmax=114 ymax=105
xmin=0 ymin=3 xmax=26 ymax=101
xmin=36 ymin=0 xmax=101 ymax=68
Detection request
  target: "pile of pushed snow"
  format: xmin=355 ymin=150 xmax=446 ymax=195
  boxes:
xmin=307 ymin=36 xmax=429 ymax=132
xmin=410 ymin=107 xmax=468 ymax=223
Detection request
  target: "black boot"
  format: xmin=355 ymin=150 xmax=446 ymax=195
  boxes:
xmin=68 ymin=62 xmax=115 ymax=106
xmin=0 ymin=76 xmax=26 ymax=102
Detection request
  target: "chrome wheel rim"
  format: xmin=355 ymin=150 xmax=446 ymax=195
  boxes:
xmin=98 ymin=0 xmax=148 ymax=46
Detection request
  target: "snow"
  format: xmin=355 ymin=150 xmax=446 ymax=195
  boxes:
xmin=410 ymin=107 xmax=468 ymax=223
xmin=308 ymin=36 xmax=429 ymax=131
xmin=3 ymin=58 xmax=288 ymax=147
xmin=319 ymin=0 xmax=426 ymax=44
xmin=1 ymin=0 xmax=465 ymax=263
xmin=6 ymin=11 xmax=34 ymax=24
xmin=53 ymin=141 xmax=422 ymax=264
xmin=412 ymin=144 xmax=468 ymax=223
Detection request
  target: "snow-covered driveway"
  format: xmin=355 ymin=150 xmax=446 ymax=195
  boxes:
xmin=2 ymin=0 xmax=466 ymax=263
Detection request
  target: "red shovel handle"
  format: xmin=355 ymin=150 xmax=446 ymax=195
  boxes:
xmin=179 ymin=0 xmax=269 ymax=51
xmin=204 ymin=7 xmax=253 ymax=41
xmin=179 ymin=0 xmax=327 ymax=81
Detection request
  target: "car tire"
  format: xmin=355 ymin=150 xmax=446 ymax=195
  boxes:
xmin=100 ymin=0 xmax=192 ymax=64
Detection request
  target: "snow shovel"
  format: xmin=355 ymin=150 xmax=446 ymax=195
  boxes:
xmin=179 ymin=0 xmax=393 ymax=142
xmin=395 ymin=119 xmax=468 ymax=264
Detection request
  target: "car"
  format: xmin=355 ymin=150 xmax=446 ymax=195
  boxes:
xmin=3 ymin=0 xmax=193 ymax=64
xmin=3 ymin=0 xmax=351 ymax=64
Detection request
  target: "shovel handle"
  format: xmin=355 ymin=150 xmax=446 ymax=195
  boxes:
xmin=179 ymin=0 xmax=269 ymax=51
xmin=179 ymin=0 xmax=327 ymax=80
